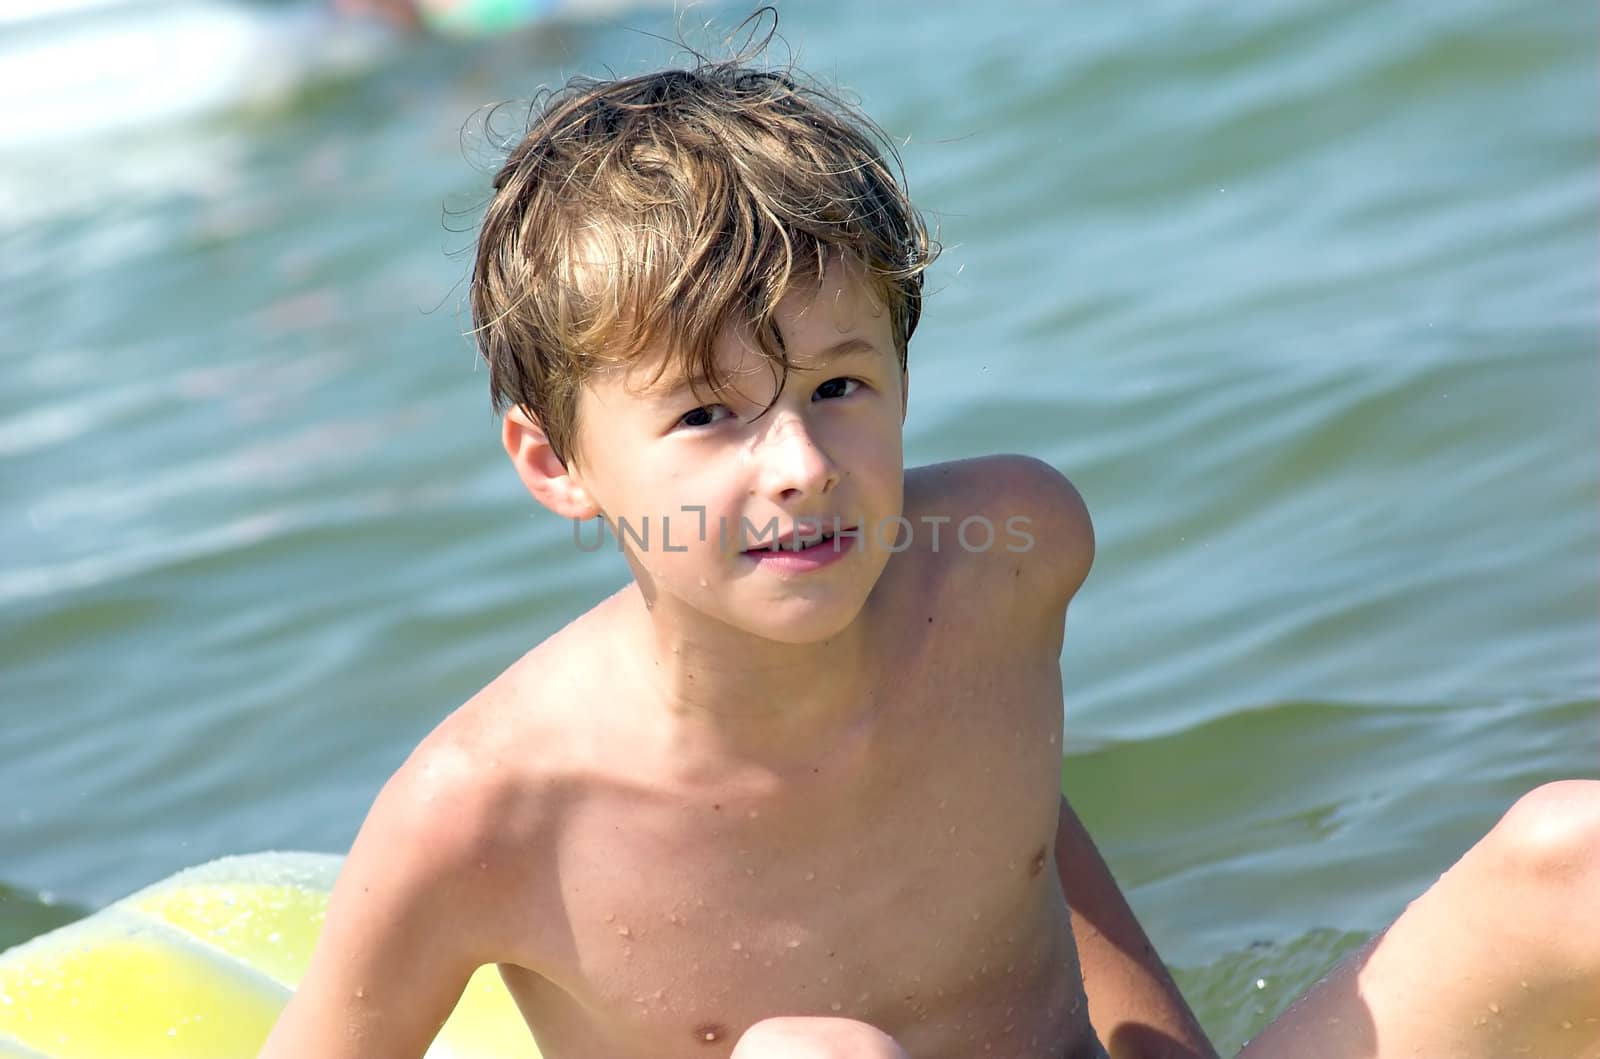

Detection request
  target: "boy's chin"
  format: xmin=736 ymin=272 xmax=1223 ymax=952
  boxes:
xmin=738 ymin=603 xmax=869 ymax=646
xmin=693 ymin=590 xmax=875 ymax=646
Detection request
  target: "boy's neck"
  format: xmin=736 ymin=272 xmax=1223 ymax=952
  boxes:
xmin=614 ymin=583 xmax=882 ymax=769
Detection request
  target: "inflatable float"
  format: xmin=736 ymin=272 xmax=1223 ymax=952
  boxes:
xmin=0 ymin=853 xmax=540 ymax=1058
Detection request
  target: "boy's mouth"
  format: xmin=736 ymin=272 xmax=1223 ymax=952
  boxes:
xmin=743 ymin=527 xmax=845 ymax=553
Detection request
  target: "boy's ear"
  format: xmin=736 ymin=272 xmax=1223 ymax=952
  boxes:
xmin=502 ymin=406 xmax=601 ymax=521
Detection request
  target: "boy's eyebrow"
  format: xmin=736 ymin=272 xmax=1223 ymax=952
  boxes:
xmin=799 ymin=337 xmax=881 ymax=365
xmin=650 ymin=338 xmax=886 ymax=400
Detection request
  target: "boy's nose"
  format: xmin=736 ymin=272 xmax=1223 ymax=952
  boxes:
xmin=754 ymin=413 xmax=839 ymax=501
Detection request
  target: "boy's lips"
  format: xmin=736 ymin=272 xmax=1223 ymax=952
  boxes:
xmin=740 ymin=522 xmax=854 ymax=553
xmin=741 ymin=529 xmax=858 ymax=570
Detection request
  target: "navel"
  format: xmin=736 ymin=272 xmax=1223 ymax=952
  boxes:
xmin=693 ymin=1022 xmax=728 ymax=1045
xmin=1028 ymin=844 xmax=1048 ymax=877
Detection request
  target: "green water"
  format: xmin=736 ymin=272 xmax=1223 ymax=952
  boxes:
xmin=1 ymin=1 xmax=1595 ymax=1052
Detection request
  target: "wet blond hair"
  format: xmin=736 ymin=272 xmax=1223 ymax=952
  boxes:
xmin=470 ymin=52 xmax=935 ymax=464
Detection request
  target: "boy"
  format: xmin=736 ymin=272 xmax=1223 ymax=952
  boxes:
xmin=262 ymin=58 xmax=1600 ymax=1059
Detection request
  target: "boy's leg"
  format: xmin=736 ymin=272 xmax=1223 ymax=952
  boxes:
xmin=730 ymin=1017 xmax=910 ymax=1059
xmin=1240 ymin=780 xmax=1600 ymax=1059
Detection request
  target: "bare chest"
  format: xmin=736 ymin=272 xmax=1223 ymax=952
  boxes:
xmin=501 ymin=656 xmax=1079 ymax=1057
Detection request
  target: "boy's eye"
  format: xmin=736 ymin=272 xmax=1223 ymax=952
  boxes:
xmin=678 ymin=404 xmax=732 ymax=428
xmin=813 ymin=377 xmax=860 ymax=401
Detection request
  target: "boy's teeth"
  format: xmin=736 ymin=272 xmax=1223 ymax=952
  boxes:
xmin=764 ymin=532 xmax=834 ymax=552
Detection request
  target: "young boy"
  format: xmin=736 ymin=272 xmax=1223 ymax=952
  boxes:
xmin=261 ymin=58 xmax=1600 ymax=1059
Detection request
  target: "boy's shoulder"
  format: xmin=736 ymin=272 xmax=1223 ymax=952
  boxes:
xmin=348 ymin=617 xmax=619 ymax=957
xmin=903 ymin=454 xmax=1094 ymax=609
xmin=377 ymin=598 xmax=629 ymax=856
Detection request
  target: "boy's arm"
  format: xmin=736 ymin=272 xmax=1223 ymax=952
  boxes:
xmin=984 ymin=456 xmax=1214 ymax=1055
xmin=258 ymin=746 xmax=509 ymax=1058
xmin=1056 ymin=796 xmax=1219 ymax=1059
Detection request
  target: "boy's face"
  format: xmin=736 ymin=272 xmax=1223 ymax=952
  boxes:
xmin=567 ymin=256 xmax=908 ymax=644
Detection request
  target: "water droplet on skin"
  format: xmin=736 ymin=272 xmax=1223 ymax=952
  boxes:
xmin=731 ymin=941 xmax=742 ymax=951
xmin=355 ymin=987 xmax=365 ymax=1000
xmin=748 ymin=810 xmax=759 ymax=819
xmin=1488 ymin=1002 xmax=1501 ymax=1015
xmin=786 ymin=939 xmax=802 ymax=948
xmin=830 ymin=1001 xmax=842 ymax=1011
xmin=668 ymin=913 xmax=680 ymax=925
xmin=804 ymin=872 xmax=815 ymax=882
xmin=617 ymin=926 xmax=632 ymax=938
xmin=604 ymin=913 xmax=615 ymax=923
xmin=1562 ymin=1020 xmax=1574 ymax=1030
xmin=698 ymin=578 xmax=708 ymax=588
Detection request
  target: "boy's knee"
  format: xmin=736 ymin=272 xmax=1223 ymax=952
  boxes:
xmin=730 ymin=1016 xmax=909 ymax=1059
xmin=1490 ymin=779 xmax=1600 ymax=887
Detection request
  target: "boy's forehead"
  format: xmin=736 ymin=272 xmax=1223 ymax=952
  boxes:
xmin=618 ymin=264 xmax=894 ymax=400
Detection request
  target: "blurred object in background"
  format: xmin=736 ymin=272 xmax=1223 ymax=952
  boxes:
xmin=332 ymin=0 xmax=420 ymax=31
xmin=0 ymin=0 xmax=684 ymax=152
xmin=335 ymin=0 xmax=667 ymax=37
xmin=0 ymin=0 xmax=394 ymax=151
